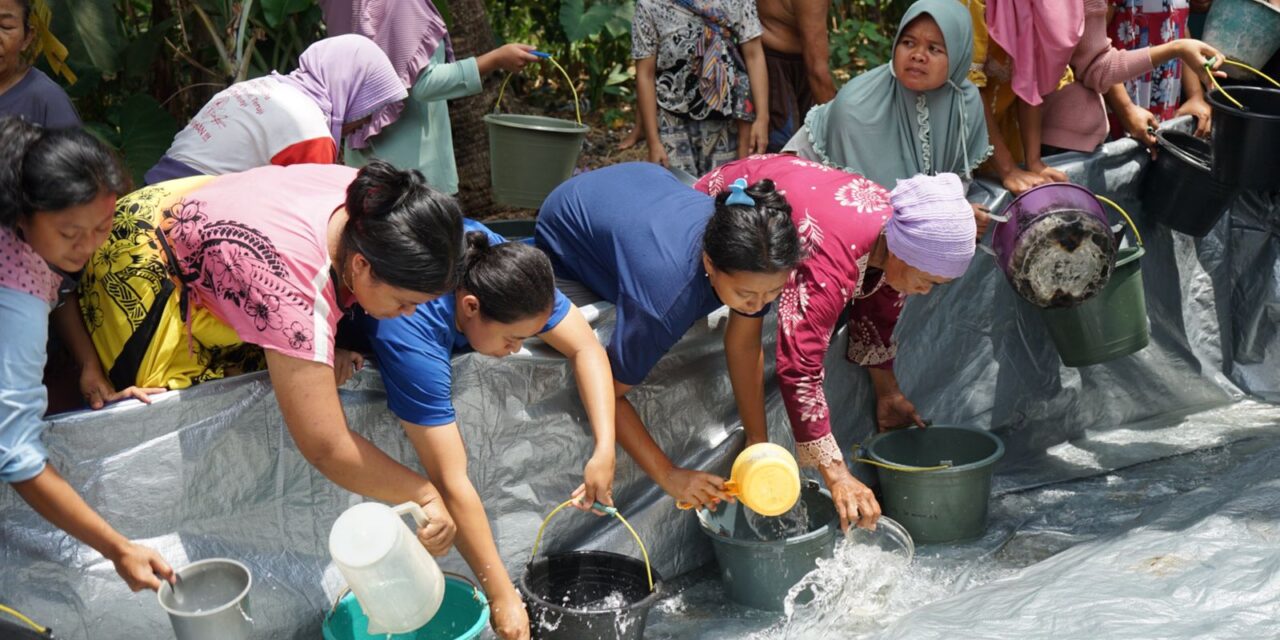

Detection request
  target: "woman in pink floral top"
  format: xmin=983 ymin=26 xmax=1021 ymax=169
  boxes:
xmin=697 ymin=154 xmax=977 ymax=530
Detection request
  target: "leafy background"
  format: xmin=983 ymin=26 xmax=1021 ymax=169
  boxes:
xmin=39 ymin=0 xmax=907 ymax=188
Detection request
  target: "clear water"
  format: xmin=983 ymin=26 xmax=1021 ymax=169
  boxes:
xmin=744 ymin=499 xmax=811 ymax=542
xmin=580 ymin=590 xmax=630 ymax=611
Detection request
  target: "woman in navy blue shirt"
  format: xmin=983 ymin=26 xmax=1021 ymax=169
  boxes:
xmin=535 ymin=163 xmax=802 ymax=511
xmin=362 ymin=220 xmax=614 ymax=640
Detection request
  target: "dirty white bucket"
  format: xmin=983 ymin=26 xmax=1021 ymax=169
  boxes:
xmin=157 ymin=558 xmax=253 ymax=640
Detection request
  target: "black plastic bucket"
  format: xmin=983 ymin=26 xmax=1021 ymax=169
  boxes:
xmin=520 ymin=550 xmax=662 ymax=639
xmin=1142 ymin=130 xmax=1237 ymax=237
xmin=1207 ymin=86 xmax=1280 ymax=189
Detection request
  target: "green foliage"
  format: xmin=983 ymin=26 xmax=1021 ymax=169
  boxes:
xmin=829 ymin=0 xmax=906 ymax=84
xmin=261 ymin=0 xmax=311 ymax=28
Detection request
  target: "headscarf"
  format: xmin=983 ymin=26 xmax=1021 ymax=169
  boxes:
xmin=804 ymin=0 xmax=990 ymax=189
xmin=884 ymin=173 xmax=975 ymax=279
xmin=986 ymin=0 xmax=1084 ymax=105
xmin=271 ymin=34 xmax=408 ymax=145
xmin=319 ymin=0 xmax=455 ymax=148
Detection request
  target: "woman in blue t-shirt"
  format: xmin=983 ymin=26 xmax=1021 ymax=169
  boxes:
xmin=361 ymin=220 xmax=615 ymax=640
xmin=535 ymin=162 xmax=802 ymax=512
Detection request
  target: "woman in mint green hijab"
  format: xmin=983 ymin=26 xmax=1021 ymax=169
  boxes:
xmin=787 ymin=0 xmax=990 ymax=194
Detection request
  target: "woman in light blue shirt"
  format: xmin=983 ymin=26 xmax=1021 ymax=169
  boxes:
xmin=0 ymin=116 xmax=172 ymax=591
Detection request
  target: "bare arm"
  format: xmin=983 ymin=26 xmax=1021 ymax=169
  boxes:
xmin=402 ymin=422 xmax=530 ymax=640
xmin=724 ymin=311 xmax=768 ymax=446
xmin=538 ymin=305 xmax=617 ymax=508
xmin=614 ymin=381 xmax=731 ymax=510
xmin=1105 ymin=83 xmax=1158 ymax=146
xmin=636 ymin=56 xmax=668 ymax=166
xmin=13 ymin=466 xmax=173 ymax=591
xmin=741 ymin=38 xmax=771 ymax=155
xmin=982 ymin=86 xmax=1047 ymax=194
xmin=797 ymin=0 xmax=836 ymax=104
xmin=264 ymin=350 xmax=456 ymax=550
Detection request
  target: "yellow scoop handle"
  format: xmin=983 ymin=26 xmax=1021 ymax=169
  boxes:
xmin=676 ymin=480 xmax=739 ymax=511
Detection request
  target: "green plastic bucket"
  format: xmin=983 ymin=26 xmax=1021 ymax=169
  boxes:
xmin=483 ymin=218 xmax=537 ymax=241
xmin=1040 ymin=246 xmax=1149 ymax=367
xmin=696 ymin=482 xmax=839 ymax=611
xmin=485 ymin=56 xmax=589 ymax=209
xmin=1202 ymin=0 xmax=1280 ymax=78
xmin=322 ymin=574 xmax=489 ymax=640
xmin=862 ymin=427 xmax=1004 ymax=544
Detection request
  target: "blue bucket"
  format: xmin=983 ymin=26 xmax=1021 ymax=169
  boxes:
xmin=322 ymin=574 xmax=489 ymax=640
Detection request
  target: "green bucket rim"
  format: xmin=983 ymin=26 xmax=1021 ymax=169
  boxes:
xmin=323 ymin=574 xmax=490 ymax=640
xmin=1114 ymin=244 xmax=1145 ymax=268
xmin=483 ymin=113 xmax=590 ymax=134
xmin=695 ymin=481 xmax=838 ymax=549
xmin=864 ymin=426 xmax=1005 ymax=475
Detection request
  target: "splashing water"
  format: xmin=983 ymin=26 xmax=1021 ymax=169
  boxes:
xmin=745 ymin=500 xmax=811 ymax=541
xmin=580 ymin=590 xmax=631 ymax=611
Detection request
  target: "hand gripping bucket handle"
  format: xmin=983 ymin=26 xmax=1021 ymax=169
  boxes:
xmin=493 ymin=53 xmax=583 ymax=125
xmin=531 ymin=500 xmax=654 ymax=592
xmin=1204 ymin=56 xmax=1280 ymax=110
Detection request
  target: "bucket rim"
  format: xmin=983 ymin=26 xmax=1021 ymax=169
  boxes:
xmin=696 ymin=482 xmax=839 ymax=548
xmin=518 ymin=550 xmax=663 ymax=615
xmin=157 ymin=558 xmax=252 ymax=619
xmin=483 ymin=112 xmax=590 ymax=133
xmin=864 ymin=426 xmax=1005 ymax=474
xmin=1207 ymin=86 xmax=1280 ymax=120
xmin=1154 ymin=130 xmax=1213 ymax=172
xmin=324 ymin=575 xmax=490 ymax=637
xmin=1115 ymin=244 xmax=1145 ymax=268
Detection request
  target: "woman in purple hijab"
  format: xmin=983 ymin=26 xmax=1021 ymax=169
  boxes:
xmin=144 ymin=34 xmax=407 ymax=185
xmin=321 ymin=0 xmax=538 ymax=196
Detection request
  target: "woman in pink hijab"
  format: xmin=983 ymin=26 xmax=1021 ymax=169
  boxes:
xmin=144 ymin=34 xmax=407 ymax=185
xmin=321 ymin=0 xmax=538 ymax=196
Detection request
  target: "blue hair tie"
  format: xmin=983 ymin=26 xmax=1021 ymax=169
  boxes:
xmin=726 ymin=178 xmax=755 ymax=207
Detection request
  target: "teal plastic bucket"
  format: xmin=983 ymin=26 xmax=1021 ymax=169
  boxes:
xmin=1040 ymin=246 xmax=1149 ymax=367
xmin=696 ymin=482 xmax=839 ymax=611
xmin=862 ymin=427 xmax=1004 ymax=544
xmin=322 ymin=574 xmax=489 ymax=640
xmin=1202 ymin=0 xmax=1280 ymax=77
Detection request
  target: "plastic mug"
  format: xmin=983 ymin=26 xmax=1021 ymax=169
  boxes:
xmin=679 ymin=443 xmax=801 ymax=516
xmin=328 ymin=501 xmax=445 ymax=635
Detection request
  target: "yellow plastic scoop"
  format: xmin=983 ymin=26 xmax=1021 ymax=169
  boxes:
xmin=678 ymin=443 xmax=801 ymax=516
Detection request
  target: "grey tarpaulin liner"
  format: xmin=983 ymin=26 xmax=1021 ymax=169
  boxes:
xmin=2 ymin=123 xmax=1277 ymax=638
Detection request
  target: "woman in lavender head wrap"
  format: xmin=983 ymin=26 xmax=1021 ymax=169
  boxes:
xmin=697 ymin=154 xmax=974 ymax=535
xmin=144 ymin=34 xmax=406 ymax=185
xmin=321 ymin=0 xmax=539 ymax=195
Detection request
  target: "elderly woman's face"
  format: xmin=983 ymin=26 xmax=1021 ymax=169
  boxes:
xmin=893 ymin=15 xmax=949 ymax=93
xmin=882 ymin=250 xmax=953 ymax=296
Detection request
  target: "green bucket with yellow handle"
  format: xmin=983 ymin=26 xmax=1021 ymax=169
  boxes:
xmin=322 ymin=573 xmax=489 ymax=640
xmin=519 ymin=501 xmax=661 ymax=639
xmin=484 ymin=53 xmax=589 ymax=209
xmin=860 ymin=426 xmax=1005 ymax=544
xmin=1039 ymin=195 xmax=1149 ymax=367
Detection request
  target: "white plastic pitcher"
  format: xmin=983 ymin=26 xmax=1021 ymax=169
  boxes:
xmin=329 ymin=502 xmax=445 ymax=635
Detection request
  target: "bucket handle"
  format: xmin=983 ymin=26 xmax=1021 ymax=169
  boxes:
xmin=530 ymin=500 xmax=655 ymax=592
xmin=326 ymin=571 xmax=485 ymax=618
xmin=492 ymin=52 xmax=583 ymax=126
xmin=1093 ymin=194 xmax=1144 ymax=248
xmin=851 ymin=440 xmax=952 ymax=473
xmin=1204 ymin=56 xmax=1280 ymax=110
xmin=0 ymin=604 xmax=47 ymax=634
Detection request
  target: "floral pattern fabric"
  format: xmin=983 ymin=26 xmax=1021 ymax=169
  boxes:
xmin=631 ymin=0 xmax=762 ymax=121
xmin=1108 ymin=0 xmax=1189 ymax=123
xmin=0 ymin=226 xmax=62 ymax=307
xmin=696 ymin=155 xmax=905 ymax=468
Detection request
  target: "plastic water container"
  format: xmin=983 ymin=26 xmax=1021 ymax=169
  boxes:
xmin=729 ymin=443 xmax=802 ymax=517
xmin=329 ymin=502 xmax=445 ymax=635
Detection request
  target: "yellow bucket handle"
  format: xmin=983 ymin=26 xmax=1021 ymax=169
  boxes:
xmin=0 ymin=603 xmax=46 ymax=633
xmin=493 ymin=53 xmax=583 ymax=126
xmin=851 ymin=442 xmax=952 ymax=473
xmin=530 ymin=500 xmax=654 ymax=592
xmin=1093 ymin=194 xmax=1144 ymax=248
xmin=1203 ymin=56 xmax=1274 ymax=110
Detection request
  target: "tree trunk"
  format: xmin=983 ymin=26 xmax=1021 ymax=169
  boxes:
xmin=446 ymin=0 xmax=497 ymax=216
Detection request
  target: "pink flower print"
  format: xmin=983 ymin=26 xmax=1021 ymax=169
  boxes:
xmin=777 ymin=273 xmax=810 ymax=337
xmin=795 ymin=374 xmax=829 ymax=423
xmin=243 ymin=287 xmax=283 ymax=331
xmin=834 ymin=176 xmax=888 ymax=213
xmin=165 ymin=199 xmax=207 ymax=241
xmin=704 ymin=169 xmax=726 ymax=196
xmin=797 ymin=210 xmax=824 ymax=253
xmin=285 ymin=321 xmax=313 ymax=351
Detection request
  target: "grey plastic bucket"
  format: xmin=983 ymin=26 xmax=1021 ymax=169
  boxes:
xmin=485 ymin=114 xmax=588 ymax=209
xmin=157 ymin=558 xmax=253 ymax=640
xmin=1202 ymin=0 xmax=1280 ymax=77
xmin=696 ymin=481 xmax=839 ymax=611
xmin=863 ymin=427 xmax=1004 ymax=544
